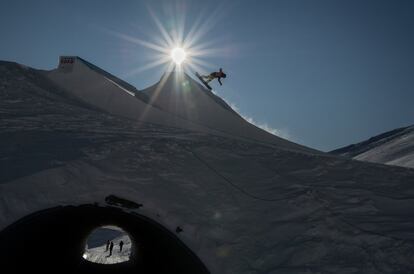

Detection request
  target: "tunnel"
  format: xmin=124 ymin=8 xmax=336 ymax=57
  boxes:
xmin=0 ymin=205 xmax=210 ymax=274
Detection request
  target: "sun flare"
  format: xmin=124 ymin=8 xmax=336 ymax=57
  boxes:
xmin=171 ymin=47 xmax=187 ymax=65
xmin=108 ymin=4 xmax=230 ymax=76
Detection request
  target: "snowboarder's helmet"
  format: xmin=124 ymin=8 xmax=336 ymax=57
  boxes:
xmin=222 ymin=73 xmax=227 ymax=78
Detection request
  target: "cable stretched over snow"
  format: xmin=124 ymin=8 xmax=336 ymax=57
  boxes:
xmin=188 ymin=149 xmax=305 ymax=202
xmin=190 ymin=149 xmax=414 ymax=243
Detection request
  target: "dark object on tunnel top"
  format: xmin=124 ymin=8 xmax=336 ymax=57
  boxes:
xmin=176 ymin=226 xmax=183 ymax=233
xmin=105 ymin=195 xmax=143 ymax=209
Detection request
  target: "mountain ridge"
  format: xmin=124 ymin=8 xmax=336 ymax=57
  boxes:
xmin=331 ymin=125 xmax=414 ymax=168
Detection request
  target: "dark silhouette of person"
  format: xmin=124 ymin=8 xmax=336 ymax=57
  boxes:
xmin=106 ymin=240 xmax=110 ymax=252
xmin=201 ymin=68 xmax=227 ymax=85
xmin=119 ymin=240 xmax=124 ymax=252
xmin=109 ymin=241 xmax=114 ymax=257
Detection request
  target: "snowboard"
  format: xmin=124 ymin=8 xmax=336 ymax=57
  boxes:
xmin=195 ymin=72 xmax=212 ymax=90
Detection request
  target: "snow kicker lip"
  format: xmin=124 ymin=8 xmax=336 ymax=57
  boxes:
xmin=0 ymin=204 xmax=210 ymax=274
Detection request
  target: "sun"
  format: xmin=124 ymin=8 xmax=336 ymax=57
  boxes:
xmin=171 ymin=47 xmax=187 ymax=65
xmin=107 ymin=4 xmax=230 ymax=75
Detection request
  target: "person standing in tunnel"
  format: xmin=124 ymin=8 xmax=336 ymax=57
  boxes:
xmin=109 ymin=241 xmax=114 ymax=256
xmin=119 ymin=240 xmax=124 ymax=252
xmin=105 ymin=240 xmax=110 ymax=252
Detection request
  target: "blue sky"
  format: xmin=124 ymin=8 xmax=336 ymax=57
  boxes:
xmin=1 ymin=0 xmax=413 ymax=151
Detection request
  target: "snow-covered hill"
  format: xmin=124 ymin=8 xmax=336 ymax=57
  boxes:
xmin=2 ymin=58 xmax=414 ymax=274
xmin=331 ymin=125 xmax=414 ymax=168
xmin=47 ymin=56 xmax=313 ymax=152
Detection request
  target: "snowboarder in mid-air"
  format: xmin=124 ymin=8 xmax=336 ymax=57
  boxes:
xmin=201 ymin=68 xmax=227 ymax=86
xmin=196 ymin=68 xmax=227 ymax=90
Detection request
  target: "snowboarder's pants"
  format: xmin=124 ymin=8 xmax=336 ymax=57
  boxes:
xmin=202 ymin=75 xmax=215 ymax=83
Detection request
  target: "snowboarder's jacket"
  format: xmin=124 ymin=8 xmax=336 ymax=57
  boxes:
xmin=209 ymin=68 xmax=227 ymax=85
xmin=210 ymin=68 xmax=226 ymax=79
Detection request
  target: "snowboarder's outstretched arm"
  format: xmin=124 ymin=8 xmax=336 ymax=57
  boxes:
xmin=218 ymin=78 xmax=222 ymax=85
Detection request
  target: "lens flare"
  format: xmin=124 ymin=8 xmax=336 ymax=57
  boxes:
xmin=171 ymin=47 xmax=187 ymax=65
xmin=106 ymin=3 xmax=232 ymax=76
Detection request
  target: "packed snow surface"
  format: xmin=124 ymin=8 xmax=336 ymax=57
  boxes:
xmin=2 ymin=60 xmax=414 ymax=273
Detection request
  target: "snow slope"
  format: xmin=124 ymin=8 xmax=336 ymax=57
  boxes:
xmin=142 ymin=72 xmax=299 ymax=149
xmin=2 ymin=60 xmax=414 ymax=273
xmin=331 ymin=125 xmax=414 ymax=168
xmin=46 ymin=57 xmax=210 ymax=134
xmin=47 ymin=56 xmax=314 ymax=152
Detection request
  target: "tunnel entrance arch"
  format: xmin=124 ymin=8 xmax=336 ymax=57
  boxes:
xmin=83 ymin=225 xmax=133 ymax=264
xmin=0 ymin=205 xmax=210 ymax=274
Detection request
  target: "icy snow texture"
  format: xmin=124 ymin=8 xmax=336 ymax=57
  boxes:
xmin=1 ymin=59 xmax=414 ymax=273
xmin=331 ymin=126 xmax=414 ymax=168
